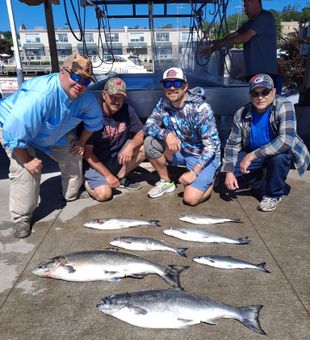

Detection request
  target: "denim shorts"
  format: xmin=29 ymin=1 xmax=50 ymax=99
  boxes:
xmin=84 ymin=158 xmax=121 ymax=190
xmin=169 ymin=151 xmax=220 ymax=192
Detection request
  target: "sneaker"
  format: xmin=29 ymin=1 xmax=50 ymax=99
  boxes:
xmin=119 ymin=177 xmax=141 ymax=191
xmin=13 ymin=220 xmax=32 ymax=238
xmin=257 ymin=196 xmax=282 ymax=212
xmin=148 ymin=179 xmax=176 ymax=198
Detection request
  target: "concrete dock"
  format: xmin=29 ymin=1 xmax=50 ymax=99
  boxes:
xmin=0 ymin=150 xmax=309 ymax=340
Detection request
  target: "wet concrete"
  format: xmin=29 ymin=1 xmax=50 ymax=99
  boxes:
xmin=0 ymin=151 xmax=309 ymax=340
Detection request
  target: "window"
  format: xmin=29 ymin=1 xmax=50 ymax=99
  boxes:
xmin=106 ymin=33 xmax=119 ymax=42
xmin=129 ymin=33 xmax=145 ymax=42
xmin=55 ymin=33 xmax=68 ymax=43
xmin=180 ymin=31 xmax=197 ymax=42
xmin=156 ymin=33 xmax=169 ymax=42
xmin=25 ymin=34 xmax=40 ymax=43
xmin=84 ymin=33 xmax=94 ymax=42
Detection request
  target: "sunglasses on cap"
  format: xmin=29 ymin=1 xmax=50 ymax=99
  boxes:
xmin=162 ymin=80 xmax=185 ymax=89
xmin=250 ymin=88 xmax=272 ymax=97
xmin=65 ymin=69 xmax=91 ymax=87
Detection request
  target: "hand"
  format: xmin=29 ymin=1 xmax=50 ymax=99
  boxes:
xmin=106 ymin=174 xmax=120 ymax=189
xmin=70 ymin=140 xmax=85 ymax=156
xmin=118 ymin=143 xmax=134 ymax=165
xmin=240 ymin=152 xmax=255 ymax=174
xmin=199 ymin=41 xmax=219 ymax=58
xmin=179 ymin=171 xmax=196 ymax=186
xmin=165 ymin=132 xmax=181 ymax=153
xmin=225 ymin=172 xmax=239 ymax=191
xmin=24 ymin=157 xmax=43 ymax=175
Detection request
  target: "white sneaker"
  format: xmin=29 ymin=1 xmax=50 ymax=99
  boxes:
xmin=148 ymin=179 xmax=176 ymax=198
xmin=257 ymin=196 xmax=282 ymax=212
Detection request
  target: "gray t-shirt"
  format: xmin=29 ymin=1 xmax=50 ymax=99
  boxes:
xmin=238 ymin=10 xmax=277 ymax=76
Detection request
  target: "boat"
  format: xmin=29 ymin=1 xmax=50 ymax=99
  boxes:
xmin=92 ymin=54 xmax=149 ymax=76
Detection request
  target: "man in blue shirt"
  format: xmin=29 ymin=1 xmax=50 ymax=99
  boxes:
xmin=222 ymin=74 xmax=309 ymax=212
xmin=143 ymin=67 xmax=221 ymax=206
xmin=201 ymin=0 xmax=277 ymax=84
xmin=0 ymin=54 xmax=103 ymax=238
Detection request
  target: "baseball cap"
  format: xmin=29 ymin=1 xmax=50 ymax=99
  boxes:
xmin=104 ymin=77 xmax=127 ymax=97
xmin=249 ymin=74 xmax=274 ymax=91
xmin=63 ymin=54 xmax=93 ymax=80
xmin=161 ymin=67 xmax=187 ymax=82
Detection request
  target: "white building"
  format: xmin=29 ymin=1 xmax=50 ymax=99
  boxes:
xmin=18 ymin=26 xmax=197 ymax=64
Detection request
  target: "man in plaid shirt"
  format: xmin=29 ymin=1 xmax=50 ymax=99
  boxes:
xmin=222 ymin=74 xmax=309 ymax=212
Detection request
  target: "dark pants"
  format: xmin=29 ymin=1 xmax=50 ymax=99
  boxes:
xmin=234 ymin=151 xmax=293 ymax=198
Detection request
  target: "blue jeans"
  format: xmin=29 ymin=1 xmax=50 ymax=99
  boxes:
xmin=234 ymin=151 xmax=293 ymax=198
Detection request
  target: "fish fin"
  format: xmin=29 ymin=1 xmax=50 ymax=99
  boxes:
xmin=105 ymin=247 xmax=120 ymax=252
xmin=232 ymin=218 xmax=242 ymax=223
xmin=176 ymin=248 xmax=188 ymax=258
xmin=63 ymin=265 xmax=76 ymax=273
xmin=238 ymin=236 xmax=251 ymax=244
xmin=177 ymin=318 xmax=195 ymax=326
xmin=203 ymin=319 xmax=218 ymax=325
xmin=129 ymin=273 xmax=146 ymax=279
xmin=129 ymin=305 xmax=148 ymax=315
xmin=238 ymin=304 xmax=266 ymax=335
xmin=164 ymin=265 xmax=190 ymax=289
xmin=149 ymin=219 xmax=161 ymax=227
xmin=257 ymin=262 xmax=271 ymax=273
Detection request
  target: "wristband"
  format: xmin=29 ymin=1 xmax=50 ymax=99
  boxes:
xmin=190 ymin=169 xmax=198 ymax=176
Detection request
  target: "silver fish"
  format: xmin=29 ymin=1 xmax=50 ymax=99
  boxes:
xmin=32 ymin=250 xmax=188 ymax=288
xmin=83 ymin=217 xmax=160 ymax=230
xmin=97 ymin=289 xmax=266 ymax=335
xmin=193 ymin=255 xmax=270 ymax=273
xmin=164 ymin=228 xmax=250 ymax=244
xmin=179 ymin=214 xmax=241 ymax=225
xmin=110 ymin=236 xmax=187 ymax=257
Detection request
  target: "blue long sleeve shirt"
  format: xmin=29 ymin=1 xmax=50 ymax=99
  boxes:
xmin=0 ymin=73 xmax=103 ymax=152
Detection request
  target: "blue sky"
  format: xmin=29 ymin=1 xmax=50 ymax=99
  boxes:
xmin=0 ymin=0 xmax=309 ymax=32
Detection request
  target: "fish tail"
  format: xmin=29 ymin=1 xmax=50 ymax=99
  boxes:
xmin=257 ymin=262 xmax=271 ymax=273
xmin=233 ymin=218 xmax=242 ymax=223
xmin=176 ymin=248 xmax=188 ymax=258
xmin=238 ymin=236 xmax=251 ymax=244
xmin=149 ymin=220 xmax=161 ymax=227
xmin=164 ymin=265 xmax=189 ymax=289
xmin=237 ymin=304 xmax=266 ymax=335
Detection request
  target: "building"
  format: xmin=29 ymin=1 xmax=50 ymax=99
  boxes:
xmin=281 ymin=21 xmax=300 ymax=39
xmin=18 ymin=26 xmax=197 ymax=65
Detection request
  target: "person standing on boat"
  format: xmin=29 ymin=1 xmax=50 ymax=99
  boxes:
xmin=83 ymin=77 xmax=145 ymax=202
xmin=0 ymin=54 xmax=103 ymax=238
xmin=143 ymin=67 xmax=221 ymax=206
xmin=200 ymin=0 xmax=277 ymax=85
xmin=221 ymin=74 xmax=309 ymax=212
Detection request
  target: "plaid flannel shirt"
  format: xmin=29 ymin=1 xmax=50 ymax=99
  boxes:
xmin=221 ymin=96 xmax=310 ymax=176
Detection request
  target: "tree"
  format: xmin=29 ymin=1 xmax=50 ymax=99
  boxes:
xmin=162 ymin=24 xmax=173 ymax=29
xmin=0 ymin=39 xmax=12 ymax=55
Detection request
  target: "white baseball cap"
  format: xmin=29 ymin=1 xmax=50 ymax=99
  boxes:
xmin=162 ymin=67 xmax=187 ymax=82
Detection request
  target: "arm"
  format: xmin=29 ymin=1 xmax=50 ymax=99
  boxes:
xmin=118 ymin=130 xmax=144 ymax=165
xmin=83 ymin=144 xmax=120 ymax=188
xmin=70 ymin=129 xmax=94 ymax=156
xmin=143 ymin=99 xmax=171 ymax=140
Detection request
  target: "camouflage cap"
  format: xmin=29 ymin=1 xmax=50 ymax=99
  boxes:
xmin=63 ymin=54 xmax=93 ymax=80
xmin=104 ymin=77 xmax=127 ymax=97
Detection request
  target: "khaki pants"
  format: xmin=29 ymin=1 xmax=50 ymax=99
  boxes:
xmin=0 ymin=129 xmax=82 ymax=223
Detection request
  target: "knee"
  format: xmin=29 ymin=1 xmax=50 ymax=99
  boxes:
xmin=144 ymin=136 xmax=164 ymax=160
xmin=94 ymin=190 xmax=113 ymax=202
xmin=183 ymin=189 xmax=202 ymax=206
xmin=268 ymin=152 xmax=292 ymax=166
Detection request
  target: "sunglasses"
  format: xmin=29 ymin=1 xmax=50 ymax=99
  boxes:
xmin=162 ymin=80 xmax=185 ymax=89
xmin=65 ymin=69 xmax=91 ymax=87
xmin=250 ymin=88 xmax=272 ymax=97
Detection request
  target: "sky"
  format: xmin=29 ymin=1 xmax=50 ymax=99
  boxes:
xmin=0 ymin=0 xmax=309 ymax=32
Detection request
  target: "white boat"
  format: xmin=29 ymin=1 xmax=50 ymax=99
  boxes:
xmin=92 ymin=54 xmax=149 ymax=75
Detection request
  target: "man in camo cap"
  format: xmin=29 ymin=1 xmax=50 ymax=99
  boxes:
xmin=83 ymin=77 xmax=145 ymax=202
